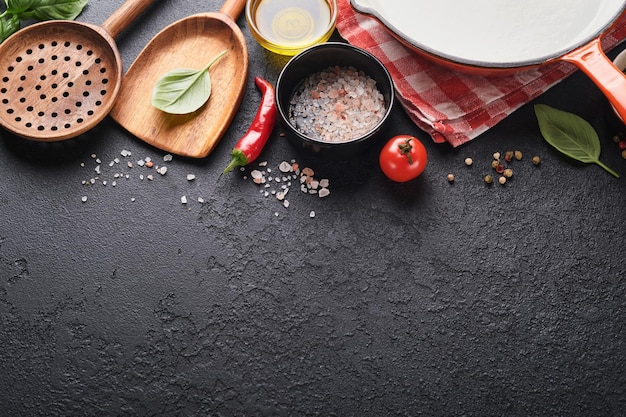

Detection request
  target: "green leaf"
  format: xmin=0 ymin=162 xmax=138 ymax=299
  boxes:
xmin=534 ymin=104 xmax=619 ymax=178
xmin=6 ymin=0 xmax=38 ymax=16
xmin=0 ymin=14 xmax=20 ymax=44
xmin=151 ymin=49 xmax=228 ymax=115
xmin=28 ymin=0 xmax=88 ymax=21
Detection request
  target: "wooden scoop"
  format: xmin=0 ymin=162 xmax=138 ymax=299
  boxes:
xmin=110 ymin=0 xmax=249 ymax=158
xmin=0 ymin=0 xmax=155 ymax=141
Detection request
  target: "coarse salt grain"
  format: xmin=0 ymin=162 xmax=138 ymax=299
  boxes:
xmin=288 ymin=66 xmax=386 ymax=143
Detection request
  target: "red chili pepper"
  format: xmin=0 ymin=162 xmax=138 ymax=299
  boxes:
xmin=223 ymin=77 xmax=277 ymax=174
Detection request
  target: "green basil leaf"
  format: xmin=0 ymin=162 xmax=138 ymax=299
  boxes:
xmin=0 ymin=14 xmax=20 ymax=44
xmin=534 ymin=104 xmax=619 ymax=178
xmin=6 ymin=0 xmax=37 ymax=16
xmin=28 ymin=0 xmax=88 ymax=21
xmin=151 ymin=50 xmax=227 ymax=115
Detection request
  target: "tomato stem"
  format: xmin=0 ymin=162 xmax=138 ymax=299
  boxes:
xmin=398 ymin=137 xmax=414 ymax=164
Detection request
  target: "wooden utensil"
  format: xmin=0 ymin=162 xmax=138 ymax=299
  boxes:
xmin=109 ymin=0 xmax=249 ymax=158
xmin=0 ymin=0 xmax=155 ymax=141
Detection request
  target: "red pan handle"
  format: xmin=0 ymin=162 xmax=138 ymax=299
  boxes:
xmin=561 ymin=38 xmax=626 ymax=123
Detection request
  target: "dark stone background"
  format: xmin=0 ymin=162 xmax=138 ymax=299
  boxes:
xmin=1 ymin=1 xmax=625 ymax=416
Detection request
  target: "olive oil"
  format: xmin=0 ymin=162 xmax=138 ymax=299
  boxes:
xmin=253 ymin=0 xmax=333 ymax=49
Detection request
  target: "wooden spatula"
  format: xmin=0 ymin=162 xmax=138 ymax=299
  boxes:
xmin=110 ymin=0 xmax=248 ymax=158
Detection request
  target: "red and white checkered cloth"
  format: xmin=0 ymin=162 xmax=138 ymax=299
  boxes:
xmin=336 ymin=0 xmax=626 ymax=147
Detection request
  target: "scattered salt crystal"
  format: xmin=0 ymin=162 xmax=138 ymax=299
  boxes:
xmin=283 ymin=200 xmax=290 ymax=208
xmin=198 ymin=197 xmax=204 ymax=203
xmin=187 ymin=174 xmax=196 ymax=181
xmin=181 ymin=196 xmax=187 ymax=204
xmin=91 ymin=154 xmax=97 ymax=159
xmin=102 ymin=181 xmax=107 ymax=186
xmin=302 ymin=167 xmax=314 ymax=177
xmin=163 ymin=154 xmax=173 ymax=162
xmin=319 ymin=178 xmax=330 ymax=188
xmin=127 ymin=162 xmax=133 ymax=168
xmin=121 ymin=149 xmax=131 ymax=157
xmin=109 ymin=161 xmax=115 ymax=167
xmin=157 ymin=166 xmax=167 ymax=175
xmin=80 ymin=162 xmax=85 ymax=167
xmin=139 ymin=174 xmax=144 ymax=180
xmin=112 ymin=181 xmax=117 ymax=187
xmin=276 ymin=192 xmax=285 ymax=201
xmin=94 ymin=165 xmax=101 ymax=174
xmin=113 ymin=158 xmax=120 ymax=164
xmin=279 ymin=161 xmax=292 ymax=172
xmin=137 ymin=160 xmax=145 ymax=167
xmin=319 ymin=188 xmax=330 ymax=198
xmin=259 ymin=161 xmax=268 ymax=167
xmin=95 ymin=158 xmax=101 ymax=164
xmin=131 ymin=198 xmax=135 ymax=202
xmin=310 ymin=211 xmax=316 ymax=218
xmin=81 ymin=196 xmax=87 ymax=203
xmin=251 ymin=170 xmax=263 ymax=179
xmin=147 ymin=175 xmax=154 ymax=181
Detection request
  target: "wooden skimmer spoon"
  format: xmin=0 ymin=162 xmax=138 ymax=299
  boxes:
xmin=0 ymin=0 xmax=156 ymax=141
xmin=110 ymin=0 xmax=249 ymax=158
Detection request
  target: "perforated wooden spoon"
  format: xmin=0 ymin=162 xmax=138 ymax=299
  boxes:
xmin=109 ymin=0 xmax=249 ymax=158
xmin=0 ymin=0 xmax=155 ymax=141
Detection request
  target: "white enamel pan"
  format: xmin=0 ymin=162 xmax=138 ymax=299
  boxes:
xmin=350 ymin=0 xmax=626 ymax=122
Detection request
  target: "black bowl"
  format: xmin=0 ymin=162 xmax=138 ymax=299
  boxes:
xmin=275 ymin=42 xmax=395 ymax=158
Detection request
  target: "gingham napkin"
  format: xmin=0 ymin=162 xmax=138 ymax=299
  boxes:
xmin=335 ymin=0 xmax=626 ymax=147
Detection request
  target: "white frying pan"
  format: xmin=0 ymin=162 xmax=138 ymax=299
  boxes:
xmin=350 ymin=0 xmax=626 ymax=121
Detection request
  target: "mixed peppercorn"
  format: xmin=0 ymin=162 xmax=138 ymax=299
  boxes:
xmin=447 ymin=149 xmax=540 ymax=186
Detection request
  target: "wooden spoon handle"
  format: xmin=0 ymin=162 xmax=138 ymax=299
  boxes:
xmin=219 ymin=0 xmax=246 ymax=22
xmin=101 ymin=0 xmax=156 ymax=38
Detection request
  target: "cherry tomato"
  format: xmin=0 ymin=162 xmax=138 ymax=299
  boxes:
xmin=379 ymin=135 xmax=428 ymax=182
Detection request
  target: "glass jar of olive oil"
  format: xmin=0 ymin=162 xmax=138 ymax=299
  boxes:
xmin=246 ymin=0 xmax=337 ymax=55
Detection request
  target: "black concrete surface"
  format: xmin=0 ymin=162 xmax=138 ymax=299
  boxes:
xmin=1 ymin=1 xmax=625 ymax=416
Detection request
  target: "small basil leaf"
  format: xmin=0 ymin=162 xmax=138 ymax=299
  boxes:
xmin=29 ymin=0 xmax=88 ymax=21
xmin=152 ymin=68 xmax=212 ymax=115
xmin=151 ymin=49 xmax=227 ymax=115
xmin=534 ymin=104 xmax=619 ymax=178
xmin=6 ymin=0 xmax=38 ymax=16
xmin=0 ymin=15 xmax=20 ymax=44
